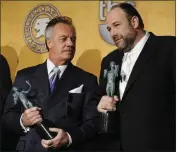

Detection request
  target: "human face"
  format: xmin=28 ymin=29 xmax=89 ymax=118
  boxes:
xmin=48 ymin=23 xmax=76 ymax=65
xmin=106 ymin=7 xmax=137 ymax=52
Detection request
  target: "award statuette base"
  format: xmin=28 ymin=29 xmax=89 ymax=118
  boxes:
xmin=36 ymin=120 xmax=57 ymax=140
xmin=100 ymin=111 xmax=119 ymax=135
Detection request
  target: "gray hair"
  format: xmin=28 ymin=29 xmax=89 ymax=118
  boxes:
xmin=45 ymin=26 xmax=53 ymax=41
xmin=44 ymin=16 xmax=75 ymax=51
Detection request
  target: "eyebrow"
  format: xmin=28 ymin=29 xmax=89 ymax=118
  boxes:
xmin=107 ymin=21 xmax=121 ymax=30
xmin=60 ymin=35 xmax=67 ymax=37
xmin=59 ymin=35 xmax=75 ymax=37
xmin=112 ymin=21 xmax=120 ymax=25
xmin=59 ymin=35 xmax=76 ymax=40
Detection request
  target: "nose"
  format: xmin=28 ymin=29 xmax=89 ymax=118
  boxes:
xmin=110 ymin=28 xmax=117 ymax=38
xmin=66 ymin=38 xmax=74 ymax=46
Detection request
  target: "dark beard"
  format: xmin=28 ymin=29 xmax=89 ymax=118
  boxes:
xmin=119 ymin=34 xmax=136 ymax=53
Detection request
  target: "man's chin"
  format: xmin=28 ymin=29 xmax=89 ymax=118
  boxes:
xmin=115 ymin=41 xmax=123 ymax=47
xmin=116 ymin=45 xmax=124 ymax=51
xmin=63 ymin=55 xmax=74 ymax=62
xmin=115 ymin=42 xmax=127 ymax=51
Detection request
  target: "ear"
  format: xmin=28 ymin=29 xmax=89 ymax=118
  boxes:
xmin=47 ymin=39 xmax=52 ymax=49
xmin=131 ymin=16 xmax=139 ymax=29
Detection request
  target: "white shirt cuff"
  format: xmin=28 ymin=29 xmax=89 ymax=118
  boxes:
xmin=66 ymin=132 xmax=72 ymax=147
xmin=20 ymin=114 xmax=30 ymax=133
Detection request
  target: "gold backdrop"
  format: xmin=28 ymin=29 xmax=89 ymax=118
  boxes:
xmin=1 ymin=1 xmax=175 ymax=81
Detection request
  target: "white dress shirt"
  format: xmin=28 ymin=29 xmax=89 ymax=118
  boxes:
xmin=47 ymin=59 xmax=67 ymax=79
xmin=119 ymin=31 xmax=150 ymax=100
xmin=20 ymin=59 xmax=72 ymax=145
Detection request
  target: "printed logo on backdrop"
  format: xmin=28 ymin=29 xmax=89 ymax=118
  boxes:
xmin=24 ymin=4 xmax=61 ymax=53
xmin=99 ymin=0 xmax=135 ymax=45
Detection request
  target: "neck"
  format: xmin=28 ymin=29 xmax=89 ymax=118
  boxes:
xmin=133 ymin=30 xmax=146 ymax=47
xmin=124 ymin=30 xmax=146 ymax=53
xmin=49 ymin=56 xmax=70 ymax=66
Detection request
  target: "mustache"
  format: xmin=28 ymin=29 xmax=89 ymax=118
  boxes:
xmin=64 ymin=46 xmax=75 ymax=52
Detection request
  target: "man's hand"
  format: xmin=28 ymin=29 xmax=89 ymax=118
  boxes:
xmin=21 ymin=107 xmax=42 ymax=127
xmin=41 ymin=128 xmax=69 ymax=149
xmin=97 ymin=95 xmax=119 ymax=113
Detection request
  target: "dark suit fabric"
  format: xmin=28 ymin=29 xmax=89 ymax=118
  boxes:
xmin=0 ymin=54 xmax=13 ymax=151
xmin=0 ymin=54 xmax=12 ymax=115
xmin=2 ymin=62 xmax=100 ymax=152
xmin=98 ymin=33 xmax=175 ymax=151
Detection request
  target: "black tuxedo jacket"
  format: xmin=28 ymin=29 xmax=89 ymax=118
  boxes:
xmin=2 ymin=62 xmax=100 ymax=152
xmin=99 ymin=33 xmax=175 ymax=151
xmin=0 ymin=54 xmax=12 ymax=116
xmin=0 ymin=54 xmax=12 ymax=150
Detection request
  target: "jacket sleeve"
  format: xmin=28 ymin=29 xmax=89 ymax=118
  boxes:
xmin=1 ymin=71 xmax=26 ymax=136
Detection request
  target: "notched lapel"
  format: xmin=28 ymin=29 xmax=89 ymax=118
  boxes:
xmin=122 ymin=33 xmax=157 ymax=100
xmin=28 ymin=62 xmax=50 ymax=108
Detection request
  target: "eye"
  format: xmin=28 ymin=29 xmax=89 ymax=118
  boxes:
xmin=114 ymin=23 xmax=120 ymax=27
xmin=60 ymin=37 xmax=67 ymax=41
xmin=107 ymin=27 xmax=111 ymax=32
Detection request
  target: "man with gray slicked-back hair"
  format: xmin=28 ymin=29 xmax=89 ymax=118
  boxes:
xmin=2 ymin=16 xmax=100 ymax=152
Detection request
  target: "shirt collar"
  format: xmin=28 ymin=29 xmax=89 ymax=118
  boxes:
xmin=47 ymin=59 xmax=67 ymax=77
xmin=125 ymin=31 xmax=150 ymax=57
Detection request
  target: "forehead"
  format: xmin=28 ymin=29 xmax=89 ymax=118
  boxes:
xmin=53 ymin=23 xmax=75 ymax=36
xmin=106 ymin=7 xmax=127 ymax=24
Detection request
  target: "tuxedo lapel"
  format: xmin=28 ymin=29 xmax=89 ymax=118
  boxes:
xmin=122 ymin=33 xmax=157 ymax=100
xmin=28 ymin=62 xmax=50 ymax=108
